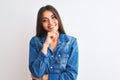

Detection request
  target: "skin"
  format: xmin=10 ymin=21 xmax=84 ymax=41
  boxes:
xmin=32 ymin=10 xmax=59 ymax=80
xmin=41 ymin=10 xmax=59 ymax=33
xmin=41 ymin=10 xmax=59 ymax=54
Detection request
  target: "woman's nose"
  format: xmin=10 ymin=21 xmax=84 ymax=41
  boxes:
xmin=48 ymin=19 xmax=53 ymax=25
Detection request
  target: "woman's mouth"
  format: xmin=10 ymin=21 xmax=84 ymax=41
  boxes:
xmin=48 ymin=26 xmax=55 ymax=30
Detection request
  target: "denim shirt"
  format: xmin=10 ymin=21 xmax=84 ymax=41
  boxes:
xmin=29 ymin=34 xmax=78 ymax=80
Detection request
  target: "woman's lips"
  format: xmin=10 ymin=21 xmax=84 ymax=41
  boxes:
xmin=48 ymin=26 xmax=54 ymax=30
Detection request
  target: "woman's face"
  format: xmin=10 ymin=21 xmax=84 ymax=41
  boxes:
xmin=41 ymin=10 xmax=59 ymax=32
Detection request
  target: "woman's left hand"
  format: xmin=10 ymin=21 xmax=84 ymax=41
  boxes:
xmin=31 ymin=74 xmax=48 ymax=80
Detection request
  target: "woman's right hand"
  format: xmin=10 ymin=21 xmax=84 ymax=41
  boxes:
xmin=45 ymin=31 xmax=58 ymax=45
xmin=42 ymin=31 xmax=59 ymax=55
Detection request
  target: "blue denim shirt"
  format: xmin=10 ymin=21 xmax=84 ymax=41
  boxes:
xmin=29 ymin=34 xmax=78 ymax=80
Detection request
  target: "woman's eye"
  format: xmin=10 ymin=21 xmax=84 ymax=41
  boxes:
xmin=42 ymin=19 xmax=48 ymax=22
xmin=51 ymin=15 xmax=56 ymax=19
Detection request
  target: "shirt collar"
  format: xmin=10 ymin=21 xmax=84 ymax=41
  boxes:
xmin=59 ymin=34 xmax=69 ymax=42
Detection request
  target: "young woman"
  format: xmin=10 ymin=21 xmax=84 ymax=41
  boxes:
xmin=29 ymin=5 xmax=79 ymax=80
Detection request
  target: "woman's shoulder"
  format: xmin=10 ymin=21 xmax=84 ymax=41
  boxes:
xmin=29 ymin=36 xmax=42 ymax=44
xmin=30 ymin=36 xmax=46 ymax=43
xmin=60 ymin=34 xmax=77 ymax=42
xmin=30 ymin=36 xmax=39 ymax=41
xmin=62 ymin=34 xmax=77 ymax=40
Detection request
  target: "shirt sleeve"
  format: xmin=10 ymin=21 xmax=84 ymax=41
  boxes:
xmin=29 ymin=37 xmax=49 ymax=78
xmin=49 ymin=38 xmax=79 ymax=80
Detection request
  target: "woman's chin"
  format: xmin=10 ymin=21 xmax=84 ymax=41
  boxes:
xmin=49 ymin=29 xmax=58 ymax=32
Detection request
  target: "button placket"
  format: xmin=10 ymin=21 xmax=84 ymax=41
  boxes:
xmin=50 ymin=55 xmax=54 ymax=71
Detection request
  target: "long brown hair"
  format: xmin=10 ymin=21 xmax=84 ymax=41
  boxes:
xmin=36 ymin=5 xmax=66 ymax=37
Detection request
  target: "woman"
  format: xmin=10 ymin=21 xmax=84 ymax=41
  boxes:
xmin=29 ymin=5 xmax=79 ymax=80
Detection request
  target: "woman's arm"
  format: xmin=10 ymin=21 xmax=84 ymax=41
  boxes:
xmin=59 ymin=38 xmax=78 ymax=80
xmin=29 ymin=37 xmax=49 ymax=78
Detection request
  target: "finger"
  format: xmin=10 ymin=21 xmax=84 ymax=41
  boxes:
xmin=42 ymin=74 xmax=48 ymax=80
xmin=50 ymin=36 xmax=53 ymax=39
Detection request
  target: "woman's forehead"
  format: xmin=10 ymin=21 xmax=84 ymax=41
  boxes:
xmin=42 ymin=10 xmax=54 ymax=17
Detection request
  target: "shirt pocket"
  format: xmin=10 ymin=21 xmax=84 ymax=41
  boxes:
xmin=56 ymin=53 xmax=69 ymax=64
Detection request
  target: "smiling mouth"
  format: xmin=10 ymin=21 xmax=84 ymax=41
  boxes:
xmin=48 ymin=26 xmax=55 ymax=30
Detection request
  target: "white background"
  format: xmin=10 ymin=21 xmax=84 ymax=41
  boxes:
xmin=0 ymin=0 xmax=120 ymax=80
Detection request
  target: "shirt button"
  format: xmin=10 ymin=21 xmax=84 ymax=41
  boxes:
xmin=51 ymin=56 xmax=54 ymax=60
xmin=50 ymin=66 xmax=53 ymax=69
xmin=58 ymin=54 xmax=61 ymax=57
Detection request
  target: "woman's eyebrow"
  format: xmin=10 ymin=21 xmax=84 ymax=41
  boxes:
xmin=42 ymin=17 xmax=48 ymax=19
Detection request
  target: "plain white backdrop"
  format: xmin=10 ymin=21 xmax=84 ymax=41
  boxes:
xmin=0 ymin=0 xmax=120 ymax=80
